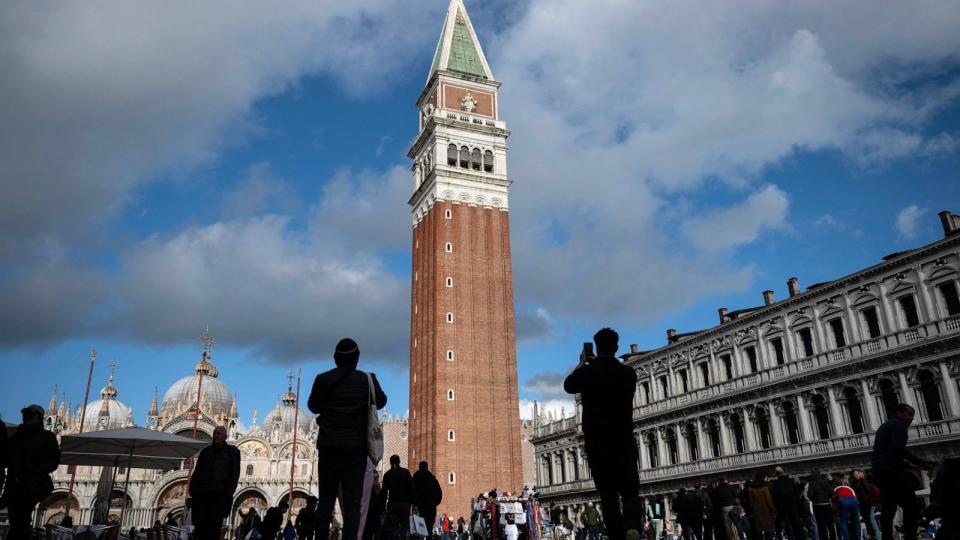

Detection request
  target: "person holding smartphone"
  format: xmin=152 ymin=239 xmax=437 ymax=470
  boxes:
xmin=564 ymin=328 xmax=642 ymax=540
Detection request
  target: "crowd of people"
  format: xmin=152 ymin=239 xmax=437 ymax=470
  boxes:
xmin=2 ymin=332 xmax=959 ymax=540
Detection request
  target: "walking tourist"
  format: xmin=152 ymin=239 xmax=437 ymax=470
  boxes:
xmin=573 ymin=507 xmax=586 ymax=540
xmin=695 ymin=486 xmax=714 ymax=540
xmin=308 ymin=338 xmax=388 ymax=540
xmin=771 ymin=467 xmax=804 ymax=540
xmin=746 ymin=473 xmax=777 ymax=540
xmin=414 ymin=461 xmax=443 ymax=540
xmin=711 ymin=479 xmax=739 ymax=540
xmin=5 ymin=404 xmax=61 ymax=540
xmin=260 ymin=500 xmax=288 ymax=540
xmin=871 ymin=403 xmax=934 ymax=540
xmin=674 ymin=488 xmax=704 ymax=540
xmin=929 ymin=457 xmax=960 ymax=540
xmin=584 ymin=502 xmax=602 ymax=540
xmin=189 ymin=425 xmax=241 ymax=540
xmin=806 ymin=473 xmax=836 ymax=540
xmin=833 ymin=479 xmax=860 ymax=540
xmin=848 ymin=470 xmax=878 ymax=540
xmin=564 ymin=328 xmax=642 ymax=540
xmin=381 ymin=454 xmax=415 ymax=540
xmin=296 ymin=496 xmax=318 ymax=540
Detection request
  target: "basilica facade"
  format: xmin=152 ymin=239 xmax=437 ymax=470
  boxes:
xmin=31 ymin=342 xmax=410 ymax=531
xmin=531 ymin=209 xmax=960 ymax=519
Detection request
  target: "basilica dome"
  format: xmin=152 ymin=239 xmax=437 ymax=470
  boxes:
xmin=262 ymin=385 xmax=313 ymax=435
xmin=82 ymin=374 xmax=134 ymax=431
xmin=159 ymin=354 xmax=234 ymax=424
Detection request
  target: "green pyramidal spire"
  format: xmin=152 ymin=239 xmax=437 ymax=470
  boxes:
xmin=427 ymin=0 xmax=494 ymax=82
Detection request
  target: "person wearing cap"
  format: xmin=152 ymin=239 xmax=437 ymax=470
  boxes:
xmin=308 ymin=338 xmax=387 ymax=540
xmin=296 ymin=496 xmax=319 ymax=540
xmin=6 ymin=404 xmax=61 ymax=539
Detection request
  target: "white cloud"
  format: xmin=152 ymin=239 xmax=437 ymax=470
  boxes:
xmin=484 ymin=0 xmax=960 ymax=326
xmin=519 ymin=398 xmax=576 ymax=421
xmin=896 ymin=204 xmax=925 ymax=239
xmin=682 ymin=185 xmax=790 ymax=253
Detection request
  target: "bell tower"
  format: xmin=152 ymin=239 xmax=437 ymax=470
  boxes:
xmin=408 ymin=0 xmax=523 ymax=515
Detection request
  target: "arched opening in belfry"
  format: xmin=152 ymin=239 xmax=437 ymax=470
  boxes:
xmin=755 ymin=408 xmax=772 ymax=449
xmin=843 ymin=387 xmax=865 ymax=434
xmin=645 ymin=433 xmax=659 ymax=468
xmin=664 ymin=428 xmax=679 ymax=465
xmin=683 ymin=423 xmax=699 ymax=461
xmin=811 ymin=395 xmax=831 ymax=440
xmin=471 ymin=148 xmax=481 ymax=170
xmin=459 ymin=146 xmax=470 ymax=168
xmin=782 ymin=402 xmax=801 ymax=444
xmin=729 ymin=414 xmax=746 ymax=453
xmin=447 ymin=144 xmax=457 ymax=166
xmin=878 ymin=378 xmax=900 ymax=419
xmin=706 ymin=418 xmax=722 ymax=457
xmin=483 ymin=150 xmax=494 ymax=172
xmin=918 ymin=369 xmax=944 ymax=421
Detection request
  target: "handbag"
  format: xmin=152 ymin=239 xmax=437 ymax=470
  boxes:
xmin=366 ymin=373 xmax=384 ymax=463
xmin=409 ymin=514 xmax=429 ymax=538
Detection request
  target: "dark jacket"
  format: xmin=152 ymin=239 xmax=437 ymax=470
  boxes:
xmin=261 ymin=506 xmax=284 ymax=540
xmin=296 ymin=506 xmax=316 ymax=535
xmin=6 ymin=422 xmax=60 ymax=483
xmin=308 ymin=366 xmax=387 ymax=451
xmin=674 ymin=493 xmax=703 ymax=523
xmin=413 ymin=468 xmax=443 ymax=509
xmin=382 ymin=465 xmax=415 ymax=504
xmin=189 ymin=442 xmax=241 ymax=517
xmin=806 ymin=477 xmax=833 ymax=505
xmin=770 ymin=475 xmax=800 ymax=512
xmin=713 ymin=483 xmax=740 ymax=508
xmin=563 ymin=355 xmax=637 ymax=446
xmin=872 ymin=416 xmax=925 ymax=472
xmin=849 ymin=478 xmax=871 ymax=507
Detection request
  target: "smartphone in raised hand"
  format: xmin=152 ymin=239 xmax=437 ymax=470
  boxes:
xmin=582 ymin=342 xmax=594 ymax=360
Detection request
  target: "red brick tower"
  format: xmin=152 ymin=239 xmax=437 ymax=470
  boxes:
xmin=407 ymin=0 xmax=523 ymax=517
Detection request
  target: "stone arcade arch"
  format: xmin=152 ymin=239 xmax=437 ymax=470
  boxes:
xmin=232 ymin=489 xmax=269 ymax=528
xmin=34 ymin=491 xmax=80 ymax=527
xmin=278 ymin=490 xmax=313 ymax=523
xmin=878 ymin=378 xmax=900 ymax=419
xmin=155 ymin=480 xmax=188 ymax=525
xmin=781 ymin=402 xmax=801 ymax=445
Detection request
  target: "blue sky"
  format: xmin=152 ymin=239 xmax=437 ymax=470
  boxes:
xmin=1 ymin=0 xmax=959 ymax=425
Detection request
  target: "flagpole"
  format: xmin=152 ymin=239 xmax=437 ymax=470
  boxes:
xmin=65 ymin=348 xmax=96 ymax=523
xmin=287 ymin=368 xmax=302 ymax=523
xmin=184 ymin=357 xmax=206 ymax=494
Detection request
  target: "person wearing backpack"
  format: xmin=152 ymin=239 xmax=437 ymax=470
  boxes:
xmin=308 ymin=338 xmax=387 ymax=540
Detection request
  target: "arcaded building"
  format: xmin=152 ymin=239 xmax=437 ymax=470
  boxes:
xmin=407 ymin=0 xmax=524 ymax=518
xmin=532 ymin=210 xmax=960 ymax=517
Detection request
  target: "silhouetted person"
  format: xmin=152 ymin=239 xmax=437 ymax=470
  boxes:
xmin=674 ymin=488 xmax=703 ymax=540
xmin=806 ymin=472 xmax=836 ymax=540
xmin=296 ymin=496 xmax=318 ymax=540
xmin=189 ymin=425 xmax=241 ymax=540
xmin=308 ymin=338 xmax=387 ymax=540
xmin=260 ymin=500 xmax=289 ymax=540
xmin=413 ymin=461 xmax=443 ymax=540
xmin=564 ymin=328 xmax=642 ymax=540
xmin=871 ymin=403 xmax=933 ymax=540
xmin=929 ymin=457 xmax=960 ymax=540
xmin=6 ymin=404 xmax=60 ymax=540
xmin=381 ymin=454 xmax=415 ymax=540
xmin=770 ymin=467 xmax=803 ymax=540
